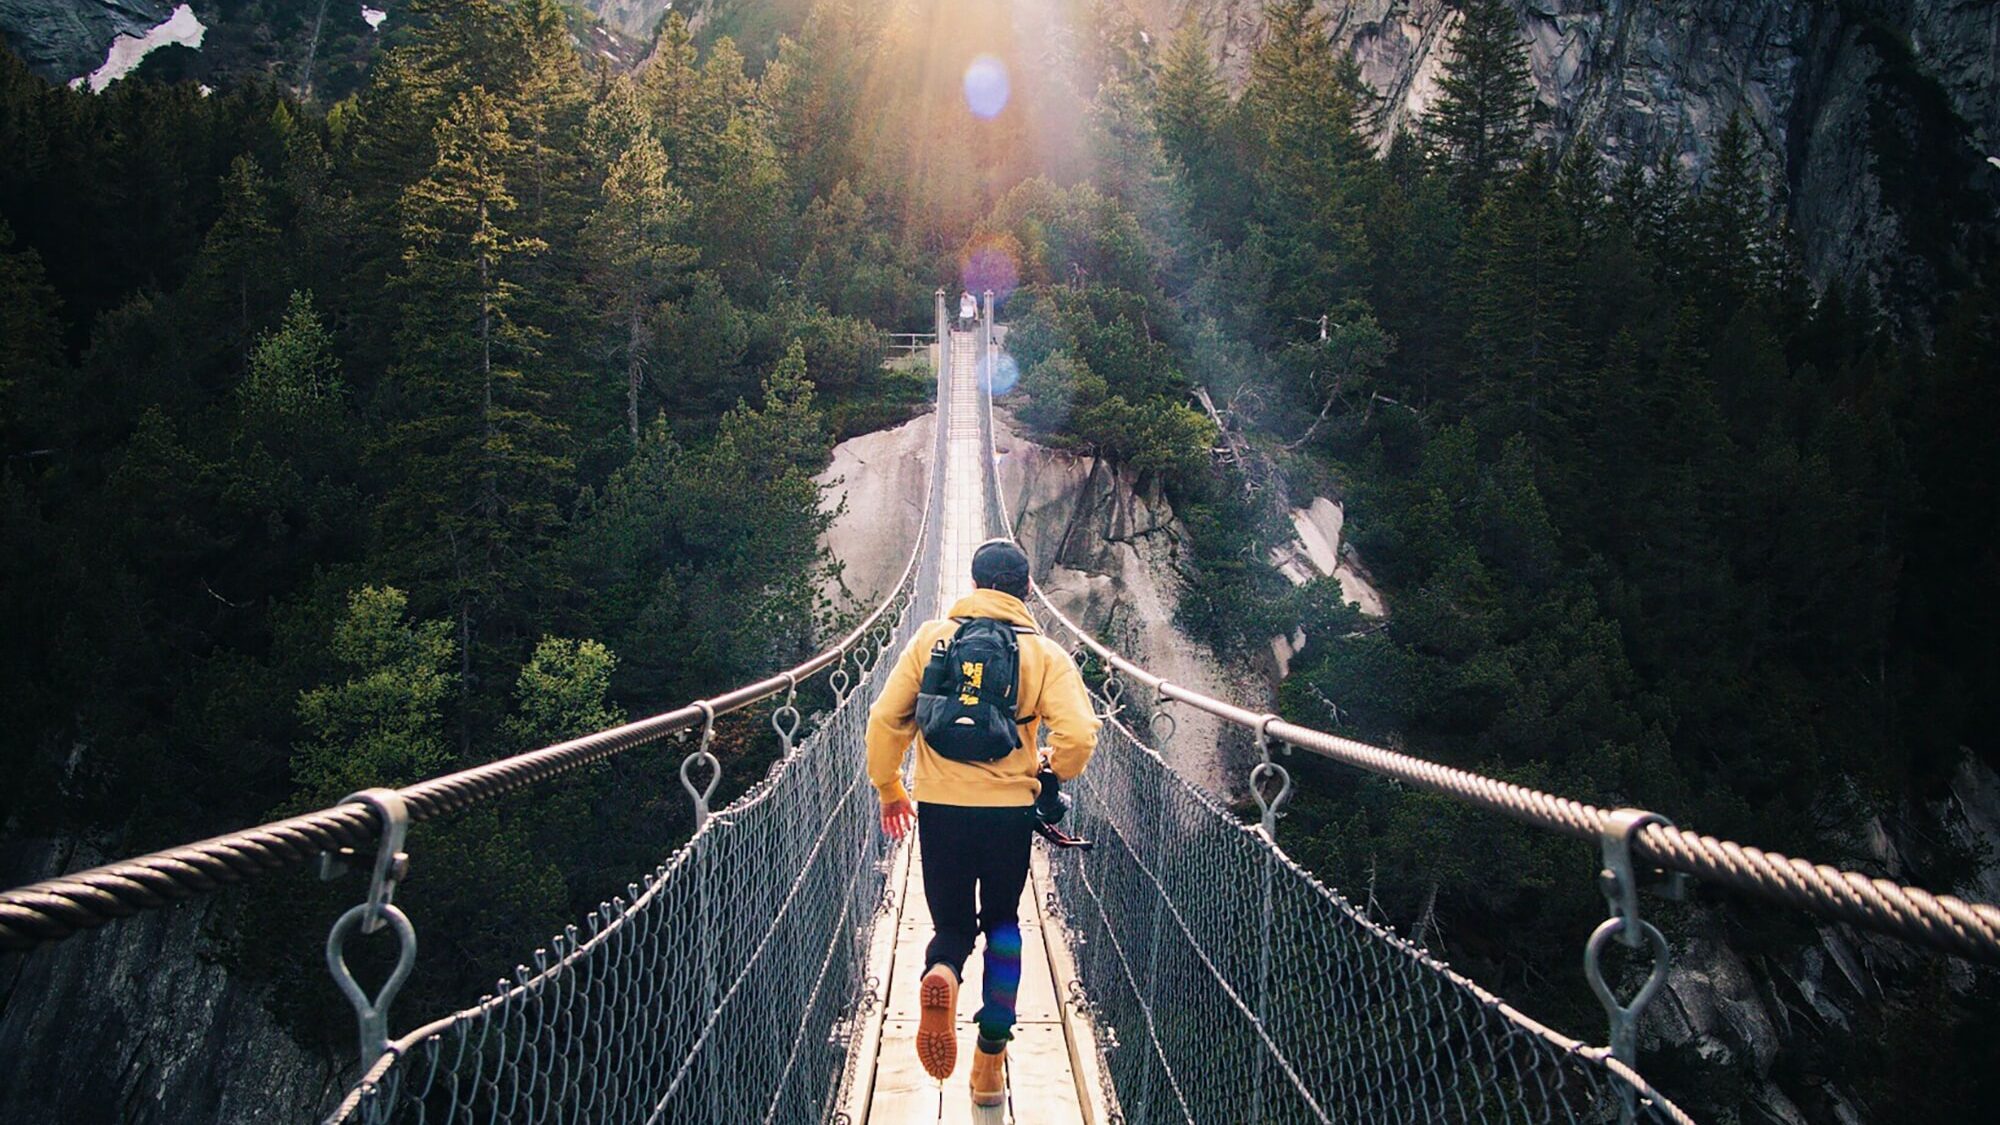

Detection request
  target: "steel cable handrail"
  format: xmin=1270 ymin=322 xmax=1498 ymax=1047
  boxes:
xmin=0 ymin=411 xmax=943 ymax=955
xmin=973 ymin=324 xmax=2000 ymax=965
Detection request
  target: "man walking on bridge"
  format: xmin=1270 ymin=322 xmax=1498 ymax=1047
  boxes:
xmin=867 ymin=539 xmax=1099 ymax=1105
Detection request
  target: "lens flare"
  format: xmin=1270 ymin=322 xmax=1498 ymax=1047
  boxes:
xmin=962 ymin=54 xmax=1010 ymax=120
xmin=961 ymin=235 xmax=1020 ymax=302
xmin=990 ymin=353 xmax=1020 ymax=395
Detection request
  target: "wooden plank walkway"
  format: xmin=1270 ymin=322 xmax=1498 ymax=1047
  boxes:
xmin=842 ymin=329 xmax=1108 ymax=1125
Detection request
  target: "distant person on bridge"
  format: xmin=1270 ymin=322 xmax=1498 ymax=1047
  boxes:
xmin=867 ymin=539 xmax=1100 ymax=1104
xmin=959 ymin=289 xmax=978 ymax=327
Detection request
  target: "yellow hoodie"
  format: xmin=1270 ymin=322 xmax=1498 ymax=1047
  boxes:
xmin=866 ymin=589 xmax=1099 ymax=808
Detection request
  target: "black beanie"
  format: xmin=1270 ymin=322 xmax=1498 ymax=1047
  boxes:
xmin=971 ymin=539 xmax=1031 ymax=597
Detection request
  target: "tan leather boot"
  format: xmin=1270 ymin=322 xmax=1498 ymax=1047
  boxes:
xmin=916 ymin=963 xmax=959 ymax=1079
xmin=970 ymin=1042 xmax=1007 ymax=1107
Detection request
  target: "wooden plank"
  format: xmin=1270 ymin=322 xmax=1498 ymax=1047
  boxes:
xmin=1032 ymin=848 xmax=1118 ymax=1125
xmin=844 ymin=840 xmax=914 ymax=1121
xmin=999 ymin=1024 xmax=1088 ymax=1125
xmin=869 ymin=1020 xmax=942 ymax=1125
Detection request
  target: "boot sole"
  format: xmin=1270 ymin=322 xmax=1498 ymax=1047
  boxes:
xmin=917 ymin=972 xmax=957 ymax=1080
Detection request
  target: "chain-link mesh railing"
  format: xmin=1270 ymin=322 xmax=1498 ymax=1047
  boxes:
xmin=972 ymin=310 xmax=1689 ymax=1123
xmin=328 ymin=686 xmax=908 ymax=1125
xmin=321 ymin=323 xmax=957 ymax=1124
xmin=1039 ymin=710 xmax=1690 ymax=1124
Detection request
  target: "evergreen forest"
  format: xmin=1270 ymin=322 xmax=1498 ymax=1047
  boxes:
xmin=1 ymin=1 xmax=1996 ymax=1119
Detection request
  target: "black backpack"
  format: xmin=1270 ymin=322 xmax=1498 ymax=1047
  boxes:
xmin=916 ymin=618 xmax=1025 ymax=762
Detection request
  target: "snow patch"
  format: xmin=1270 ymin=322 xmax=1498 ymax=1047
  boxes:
xmin=362 ymin=7 xmax=388 ymax=31
xmin=71 ymin=4 xmax=205 ymax=94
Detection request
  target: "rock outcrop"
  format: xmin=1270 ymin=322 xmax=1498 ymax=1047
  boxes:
xmin=814 ymin=410 xmax=934 ymax=607
xmin=0 ymin=0 xmax=169 ymax=82
xmin=991 ymin=412 xmax=1262 ymax=798
xmin=1626 ymin=749 xmax=2000 ymax=1120
xmin=1268 ymin=495 xmax=1386 ymax=676
xmin=0 ymin=837 xmax=340 ymax=1123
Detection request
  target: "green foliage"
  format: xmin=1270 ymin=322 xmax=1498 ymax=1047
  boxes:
xmin=291 ymin=586 xmax=458 ymax=802
xmin=0 ymin=0 xmax=897 ymax=1045
xmin=241 ymin=290 xmax=344 ymax=418
xmin=504 ymin=636 xmax=624 ymax=749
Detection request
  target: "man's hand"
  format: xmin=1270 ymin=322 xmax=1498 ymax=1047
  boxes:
xmin=881 ymin=797 xmax=916 ymax=839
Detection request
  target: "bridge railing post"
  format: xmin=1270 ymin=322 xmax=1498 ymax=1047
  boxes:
xmin=934 ymin=287 xmax=948 ymax=385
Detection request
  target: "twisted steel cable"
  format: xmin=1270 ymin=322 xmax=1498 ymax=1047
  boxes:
xmin=1021 ymin=521 xmax=2000 ymax=965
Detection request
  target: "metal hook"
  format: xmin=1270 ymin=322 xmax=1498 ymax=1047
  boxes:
xmin=1254 ymin=714 xmax=1284 ymax=762
xmin=319 ymin=789 xmax=410 ymax=933
xmin=1249 ymin=761 xmax=1293 ymax=840
xmin=322 ymin=788 xmax=415 ymax=1071
xmin=681 ymin=702 xmax=722 ymax=830
xmin=1099 ymin=672 xmax=1124 ymax=721
xmin=829 ymin=666 xmax=851 ymax=703
xmin=1586 ymin=808 xmax=1682 ymax=1112
xmin=772 ymin=703 xmax=802 ymax=752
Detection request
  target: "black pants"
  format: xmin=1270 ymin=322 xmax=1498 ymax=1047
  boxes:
xmin=918 ymin=802 xmax=1032 ymax=1043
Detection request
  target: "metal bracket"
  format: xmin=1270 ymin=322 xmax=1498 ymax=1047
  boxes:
xmin=1585 ymin=808 xmax=1680 ymax=1114
xmin=772 ymin=672 xmax=802 ymax=753
xmin=681 ymin=702 xmax=722 ymax=830
xmin=1097 ymin=671 xmax=1124 ymax=722
xmin=322 ymin=788 xmax=416 ymax=1072
xmin=1248 ymin=716 xmax=1292 ymax=840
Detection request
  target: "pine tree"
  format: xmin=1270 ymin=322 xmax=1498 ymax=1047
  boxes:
xmin=1240 ymin=0 xmax=1376 ymax=323
xmin=1689 ymin=114 xmax=1775 ymax=307
xmin=1154 ymin=22 xmax=1234 ymax=241
xmin=194 ymin=156 xmax=284 ymax=350
xmin=0 ymin=218 xmax=63 ymax=442
xmin=1460 ymin=149 xmax=1579 ymax=461
xmin=240 ymin=290 xmax=342 ymax=419
xmin=639 ymin=12 xmax=702 ymax=154
xmin=1423 ymin=0 xmax=1536 ymax=205
xmin=386 ymin=85 xmax=567 ymax=699
xmin=511 ymin=0 xmax=593 ymax=239
xmin=758 ymin=0 xmax=869 ymax=208
xmin=583 ymin=80 xmax=695 ymax=444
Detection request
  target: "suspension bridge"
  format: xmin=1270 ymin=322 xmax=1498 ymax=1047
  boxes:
xmin=3 ymin=291 xmax=1999 ymax=1124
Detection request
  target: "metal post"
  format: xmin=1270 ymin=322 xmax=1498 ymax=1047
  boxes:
xmin=934 ymin=287 xmax=948 ymax=386
xmin=981 ymin=289 xmax=995 ymax=391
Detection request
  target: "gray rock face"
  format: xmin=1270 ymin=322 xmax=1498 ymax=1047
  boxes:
xmin=1143 ymin=0 xmax=2000 ymax=314
xmin=815 ymin=410 xmax=934 ymax=607
xmin=992 ymin=410 xmax=1260 ymax=798
xmin=1630 ymin=750 xmax=2000 ymax=1118
xmin=0 ymin=0 xmax=169 ymax=82
xmin=0 ymin=837 xmax=341 ymax=1123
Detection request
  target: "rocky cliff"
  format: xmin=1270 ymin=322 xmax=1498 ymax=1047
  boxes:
xmin=0 ymin=0 xmax=171 ymax=82
xmin=990 ymin=410 xmax=1269 ymax=797
xmin=1135 ymin=1 xmax=2000 ymax=317
xmin=0 ymin=836 xmax=341 ymax=1123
